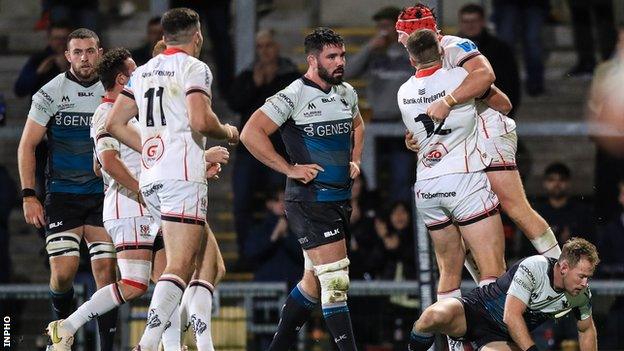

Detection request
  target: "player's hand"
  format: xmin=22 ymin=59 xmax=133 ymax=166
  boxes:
xmin=206 ymin=162 xmax=222 ymax=180
xmin=204 ymin=146 xmax=229 ymax=164
xmin=224 ymin=124 xmax=239 ymax=146
xmin=23 ymin=197 xmax=45 ymax=229
xmin=405 ymin=130 xmax=419 ymax=152
xmin=137 ymin=191 xmax=147 ymax=207
xmin=287 ymin=163 xmax=324 ymax=184
xmin=349 ymin=161 xmax=360 ymax=179
xmin=427 ymin=98 xmax=451 ymax=122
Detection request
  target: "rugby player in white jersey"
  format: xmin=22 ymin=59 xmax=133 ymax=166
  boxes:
xmin=407 ymin=237 xmax=598 ymax=351
xmin=397 ymin=3 xmax=561 ymax=269
xmin=105 ymin=8 xmax=238 ymax=351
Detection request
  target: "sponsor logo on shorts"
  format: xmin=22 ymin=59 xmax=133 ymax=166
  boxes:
xmin=142 ymin=183 xmax=163 ymax=197
xmin=298 ymin=237 xmax=309 ymax=245
xmin=139 ymin=224 xmax=151 ymax=237
xmin=419 ymin=192 xmax=456 ymax=199
xmin=49 ymin=221 xmax=63 ymax=229
xmin=323 ymin=228 xmax=340 ymax=238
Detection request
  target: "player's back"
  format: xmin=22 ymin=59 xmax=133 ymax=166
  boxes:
xmin=124 ymin=48 xmax=213 ymax=185
xmin=398 ymin=66 xmax=489 ymax=180
xmin=91 ymin=100 xmax=145 ymax=221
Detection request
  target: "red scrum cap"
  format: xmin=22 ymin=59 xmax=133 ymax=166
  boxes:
xmin=395 ymin=3 xmax=438 ymax=36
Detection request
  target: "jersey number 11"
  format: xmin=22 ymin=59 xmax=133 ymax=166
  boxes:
xmin=145 ymin=87 xmax=167 ymax=127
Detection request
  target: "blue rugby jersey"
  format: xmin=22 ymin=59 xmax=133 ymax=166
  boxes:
xmin=28 ymin=71 xmax=104 ymax=194
xmin=260 ymin=77 xmax=359 ymax=202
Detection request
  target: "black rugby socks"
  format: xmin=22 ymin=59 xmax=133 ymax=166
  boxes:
xmin=268 ymin=284 xmax=318 ymax=351
xmin=50 ymin=287 xmax=75 ymax=319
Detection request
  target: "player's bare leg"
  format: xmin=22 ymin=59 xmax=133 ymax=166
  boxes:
xmin=480 ymin=341 xmax=522 ymax=351
xmin=487 ymin=170 xmax=560 ymax=258
xmin=137 ymin=221 xmax=204 ymax=350
xmin=180 ymin=224 xmax=226 ymax=351
xmin=408 ymin=298 xmax=467 ymax=351
xmin=428 ymin=224 xmax=471 ymax=350
xmin=268 ymin=262 xmax=319 ymax=351
xmin=460 ymin=214 xmax=506 ymax=286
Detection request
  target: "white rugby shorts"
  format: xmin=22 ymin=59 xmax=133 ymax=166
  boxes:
xmin=414 ymin=172 xmax=500 ymax=230
xmin=483 ymin=131 xmax=517 ymax=171
xmin=104 ymin=215 xmax=159 ymax=252
xmin=141 ymin=179 xmax=208 ymax=226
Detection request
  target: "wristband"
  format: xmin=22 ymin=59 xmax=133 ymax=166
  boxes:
xmin=448 ymin=94 xmax=458 ymax=105
xmin=526 ymin=346 xmax=538 ymax=351
xmin=22 ymin=188 xmax=36 ymax=198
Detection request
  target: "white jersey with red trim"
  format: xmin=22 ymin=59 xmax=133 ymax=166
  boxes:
xmin=91 ymin=100 xmax=146 ymax=221
xmin=441 ymin=35 xmax=516 ymax=139
xmin=398 ymin=66 xmax=490 ymax=181
xmin=123 ymin=48 xmax=212 ymax=186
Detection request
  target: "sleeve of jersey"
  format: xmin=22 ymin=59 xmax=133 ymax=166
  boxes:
xmin=507 ymin=260 xmax=539 ymax=305
xmin=184 ymin=60 xmax=212 ymax=97
xmin=574 ymin=289 xmax=593 ymax=320
xmin=121 ymin=73 xmax=135 ymax=100
xmin=259 ymin=86 xmax=297 ymax=127
xmin=447 ymin=38 xmax=482 ymax=68
xmin=27 ymin=81 xmax=57 ymax=126
xmin=93 ymin=111 xmax=120 ymax=153
xmin=350 ymin=86 xmax=360 ymax=118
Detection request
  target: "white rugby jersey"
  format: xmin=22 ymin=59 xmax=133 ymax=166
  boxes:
xmin=398 ymin=66 xmax=490 ymax=181
xmin=441 ymin=35 xmax=515 ymax=138
xmin=91 ymin=99 xmax=146 ymax=221
xmin=122 ymin=48 xmax=213 ymax=185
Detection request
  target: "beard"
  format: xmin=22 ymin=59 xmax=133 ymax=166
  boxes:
xmin=72 ymin=63 xmax=96 ymax=81
xmin=318 ymin=64 xmax=344 ymax=85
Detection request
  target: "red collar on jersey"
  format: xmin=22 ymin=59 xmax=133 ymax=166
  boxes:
xmin=415 ymin=64 xmax=442 ymax=77
xmin=102 ymin=97 xmax=115 ymax=103
xmin=162 ymin=47 xmax=189 ymax=55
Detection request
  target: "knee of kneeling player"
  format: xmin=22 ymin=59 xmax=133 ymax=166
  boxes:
xmin=315 ymin=258 xmax=350 ymax=305
xmin=416 ymin=307 xmax=444 ymax=332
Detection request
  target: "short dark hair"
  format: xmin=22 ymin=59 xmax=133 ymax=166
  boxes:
xmin=148 ymin=16 xmax=162 ymax=27
xmin=67 ymin=28 xmax=100 ymax=48
xmin=97 ymin=48 xmax=132 ymax=91
xmin=544 ymin=162 xmax=571 ymax=180
xmin=48 ymin=21 xmax=73 ymax=33
xmin=459 ymin=3 xmax=485 ymax=18
xmin=161 ymin=7 xmax=200 ymax=45
xmin=304 ymin=27 xmax=344 ymax=55
xmin=560 ymin=237 xmax=600 ymax=268
xmin=406 ymin=29 xmax=440 ymax=64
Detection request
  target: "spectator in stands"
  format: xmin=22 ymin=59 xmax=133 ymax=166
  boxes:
xmin=371 ymin=201 xmax=416 ymax=280
xmin=14 ymin=21 xmax=71 ymax=98
xmin=228 ymin=28 xmax=298 ymax=268
xmin=348 ymin=173 xmax=379 ymax=280
xmin=492 ymin=0 xmax=547 ymax=96
xmin=457 ymin=3 xmax=521 ymax=117
xmin=243 ymin=188 xmax=303 ymax=287
xmin=130 ymin=16 xmax=163 ymax=66
xmin=566 ymin=0 xmax=617 ymax=77
xmin=531 ymin=163 xmax=595 ymax=249
xmin=48 ymin=0 xmax=98 ymax=32
xmin=597 ymin=180 xmax=624 ymax=278
xmin=345 ymin=6 xmax=415 ymax=202
xmin=586 ymin=26 xmax=624 ymax=223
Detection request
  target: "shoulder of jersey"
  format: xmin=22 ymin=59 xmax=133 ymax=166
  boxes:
xmin=523 ymin=254 xmax=550 ymax=269
xmin=41 ymin=72 xmax=67 ymax=91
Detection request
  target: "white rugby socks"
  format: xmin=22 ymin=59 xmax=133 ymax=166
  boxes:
xmin=63 ymin=283 xmax=124 ymax=334
xmin=161 ymin=304 xmax=182 ymax=351
xmin=139 ymin=274 xmax=186 ymax=350
xmin=531 ymin=227 xmax=561 ymax=258
xmin=187 ymin=280 xmax=215 ymax=351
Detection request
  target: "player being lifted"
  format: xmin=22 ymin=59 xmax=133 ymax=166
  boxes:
xmin=241 ymin=28 xmax=364 ymax=351
xmin=398 ymin=3 xmax=561 ymax=264
xmin=106 ymin=8 xmax=238 ymax=351
xmin=17 ymin=28 xmax=119 ymax=350
xmin=408 ymin=237 xmax=598 ymax=351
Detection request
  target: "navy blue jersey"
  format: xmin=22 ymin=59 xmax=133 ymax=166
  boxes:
xmin=260 ymin=77 xmax=359 ymax=202
xmin=28 ymin=72 xmax=104 ymax=194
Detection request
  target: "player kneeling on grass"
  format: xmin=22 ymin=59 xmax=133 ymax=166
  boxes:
xmin=408 ymin=237 xmax=599 ymax=351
